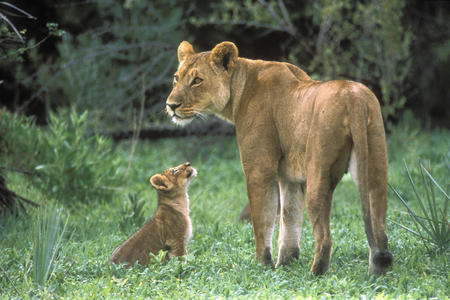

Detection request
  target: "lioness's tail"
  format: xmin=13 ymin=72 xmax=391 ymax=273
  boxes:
xmin=347 ymin=85 xmax=393 ymax=274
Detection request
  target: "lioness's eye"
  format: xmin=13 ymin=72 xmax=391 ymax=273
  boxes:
xmin=172 ymin=169 xmax=178 ymax=174
xmin=191 ymin=77 xmax=203 ymax=86
xmin=174 ymin=75 xmax=179 ymax=82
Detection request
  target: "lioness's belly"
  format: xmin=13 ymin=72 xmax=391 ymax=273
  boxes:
xmin=278 ymin=153 xmax=307 ymax=183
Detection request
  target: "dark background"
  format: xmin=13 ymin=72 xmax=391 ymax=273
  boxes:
xmin=1 ymin=0 xmax=449 ymax=131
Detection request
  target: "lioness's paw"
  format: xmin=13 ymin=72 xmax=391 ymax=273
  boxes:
xmin=261 ymin=247 xmax=274 ymax=267
xmin=276 ymin=247 xmax=300 ymax=267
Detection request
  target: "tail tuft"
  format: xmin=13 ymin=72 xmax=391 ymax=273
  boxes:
xmin=372 ymin=250 xmax=393 ymax=268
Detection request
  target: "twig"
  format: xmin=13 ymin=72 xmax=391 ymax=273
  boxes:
xmin=124 ymin=75 xmax=146 ymax=179
xmin=0 ymin=2 xmax=36 ymax=19
xmin=0 ymin=165 xmax=35 ymax=176
xmin=0 ymin=11 xmax=24 ymax=43
xmin=63 ymin=261 xmax=76 ymax=276
xmin=0 ymin=264 xmax=19 ymax=294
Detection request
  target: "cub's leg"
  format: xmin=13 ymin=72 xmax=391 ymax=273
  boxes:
xmin=276 ymin=180 xmax=305 ymax=267
xmin=167 ymin=239 xmax=188 ymax=258
xmin=246 ymin=175 xmax=279 ymax=266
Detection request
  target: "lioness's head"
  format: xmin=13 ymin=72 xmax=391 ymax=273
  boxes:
xmin=150 ymin=162 xmax=197 ymax=195
xmin=166 ymin=41 xmax=239 ymax=126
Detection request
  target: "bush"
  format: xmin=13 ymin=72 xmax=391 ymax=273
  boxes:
xmin=34 ymin=109 xmax=122 ymax=203
xmin=0 ymin=109 xmax=41 ymax=169
xmin=0 ymin=109 xmax=123 ymax=205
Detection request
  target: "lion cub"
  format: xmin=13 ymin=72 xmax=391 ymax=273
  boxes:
xmin=110 ymin=162 xmax=196 ymax=267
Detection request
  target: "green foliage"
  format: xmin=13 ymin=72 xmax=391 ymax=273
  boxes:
xmin=34 ymin=109 xmax=122 ymax=203
xmin=118 ymin=193 xmax=147 ymax=234
xmin=30 ymin=205 xmax=69 ymax=288
xmin=23 ymin=0 xmax=191 ymax=132
xmin=0 ymin=2 xmax=34 ymax=61
xmin=0 ymin=110 xmax=122 ymax=205
xmin=0 ymin=109 xmax=40 ymax=170
xmin=390 ymin=162 xmax=449 ymax=255
xmin=0 ymin=2 xmax=64 ymax=62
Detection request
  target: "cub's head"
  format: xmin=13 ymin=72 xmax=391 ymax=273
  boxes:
xmin=166 ymin=41 xmax=239 ymax=126
xmin=150 ymin=162 xmax=197 ymax=195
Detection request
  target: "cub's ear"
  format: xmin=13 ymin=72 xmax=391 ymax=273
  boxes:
xmin=150 ymin=174 xmax=173 ymax=192
xmin=178 ymin=41 xmax=195 ymax=63
xmin=210 ymin=41 xmax=239 ymax=74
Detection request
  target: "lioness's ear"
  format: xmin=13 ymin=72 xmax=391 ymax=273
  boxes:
xmin=210 ymin=41 xmax=238 ymax=74
xmin=178 ymin=41 xmax=195 ymax=63
xmin=150 ymin=174 xmax=173 ymax=192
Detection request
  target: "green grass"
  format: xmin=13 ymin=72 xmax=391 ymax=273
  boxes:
xmin=1 ymin=125 xmax=449 ymax=298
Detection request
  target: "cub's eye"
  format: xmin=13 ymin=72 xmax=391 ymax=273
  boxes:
xmin=174 ymin=75 xmax=179 ymax=82
xmin=191 ymin=77 xmax=203 ymax=86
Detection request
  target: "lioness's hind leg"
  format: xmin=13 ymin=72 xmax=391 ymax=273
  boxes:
xmin=247 ymin=179 xmax=279 ymax=266
xmin=306 ymin=179 xmax=333 ymax=276
xmin=276 ymin=181 xmax=305 ymax=267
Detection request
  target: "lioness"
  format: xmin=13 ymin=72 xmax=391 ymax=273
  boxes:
xmin=166 ymin=41 xmax=393 ymax=275
xmin=109 ymin=162 xmax=196 ymax=267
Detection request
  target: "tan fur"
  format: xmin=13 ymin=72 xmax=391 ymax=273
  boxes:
xmin=109 ymin=162 xmax=196 ymax=267
xmin=166 ymin=41 xmax=393 ymax=275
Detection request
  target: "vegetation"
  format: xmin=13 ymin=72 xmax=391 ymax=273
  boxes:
xmin=0 ymin=0 xmax=448 ymax=298
xmin=30 ymin=206 xmax=70 ymax=288
xmin=0 ymin=112 xmax=448 ymax=298
xmin=1 ymin=0 xmax=448 ymax=128
xmin=390 ymin=162 xmax=449 ymax=255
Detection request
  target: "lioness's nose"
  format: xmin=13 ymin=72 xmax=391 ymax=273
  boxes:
xmin=167 ymin=103 xmax=181 ymax=111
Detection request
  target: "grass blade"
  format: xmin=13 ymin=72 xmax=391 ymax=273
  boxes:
xmin=392 ymin=162 xmax=449 ymax=254
xmin=390 ymin=184 xmax=434 ymax=238
xmin=31 ymin=205 xmax=69 ymax=288
xmin=404 ymin=162 xmax=431 ymax=222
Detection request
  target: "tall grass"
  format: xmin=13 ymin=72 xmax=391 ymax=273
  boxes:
xmin=390 ymin=161 xmax=449 ymax=254
xmin=31 ymin=206 xmax=69 ymax=288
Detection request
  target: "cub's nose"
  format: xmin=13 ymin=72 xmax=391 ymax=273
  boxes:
xmin=167 ymin=103 xmax=181 ymax=111
xmin=184 ymin=162 xmax=191 ymax=167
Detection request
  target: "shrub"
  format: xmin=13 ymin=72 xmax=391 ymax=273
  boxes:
xmin=390 ymin=161 xmax=449 ymax=255
xmin=34 ymin=109 xmax=122 ymax=203
xmin=0 ymin=109 xmax=122 ymax=205
xmin=0 ymin=109 xmax=40 ymax=169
